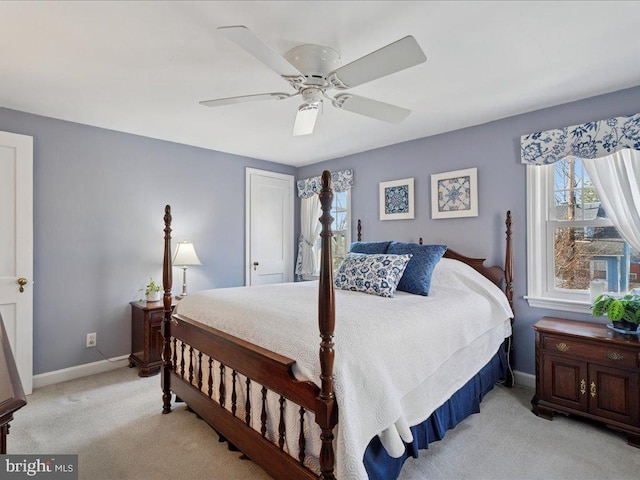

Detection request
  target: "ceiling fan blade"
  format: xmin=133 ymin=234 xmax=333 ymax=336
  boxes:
xmin=219 ymin=26 xmax=303 ymax=78
xmin=332 ymin=94 xmax=410 ymax=124
xmin=199 ymin=92 xmax=291 ymax=108
xmin=328 ymin=36 xmax=426 ymax=89
xmin=293 ymin=104 xmax=319 ymax=136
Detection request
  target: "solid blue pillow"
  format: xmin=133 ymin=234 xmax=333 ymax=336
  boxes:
xmin=387 ymin=242 xmax=447 ymax=296
xmin=349 ymin=241 xmax=391 ymax=254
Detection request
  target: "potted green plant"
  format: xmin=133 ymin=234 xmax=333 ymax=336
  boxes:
xmin=591 ymin=292 xmax=640 ymax=333
xmin=143 ymin=277 xmax=162 ymax=302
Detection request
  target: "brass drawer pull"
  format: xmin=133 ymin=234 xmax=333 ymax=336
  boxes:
xmin=607 ymin=351 xmax=624 ymax=361
xmin=555 ymin=342 xmax=570 ymax=352
xmin=590 ymin=381 xmax=597 ymax=398
xmin=580 ymin=379 xmax=586 ymax=395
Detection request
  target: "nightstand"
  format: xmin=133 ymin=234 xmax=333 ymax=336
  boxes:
xmin=532 ymin=316 xmax=640 ymax=447
xmin=129 ymin=299 xmax=176 ymax=377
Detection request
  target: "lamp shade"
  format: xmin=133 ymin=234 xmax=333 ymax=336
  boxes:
xmin=172 ymin=241 xmax=202 ymax=266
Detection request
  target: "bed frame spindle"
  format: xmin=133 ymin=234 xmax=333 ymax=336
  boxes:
xmin=261 ymin=387 xmax=268 ymax=437
xmin=207 ymin=358 xmax=213 ymax=398
xmin=219 ymin=365 xmax=225 ymax=407
xmin=245 ymin=378 xmax=252 ymax=425
xmin=317 ymin=170 xmax=337 ymax=480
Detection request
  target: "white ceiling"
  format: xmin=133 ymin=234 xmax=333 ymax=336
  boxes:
xmin=1 ymin=1 xmax=640 ymax=167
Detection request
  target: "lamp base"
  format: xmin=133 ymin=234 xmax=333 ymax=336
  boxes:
xmin=179 ymin=266 xmax=189 ymax=299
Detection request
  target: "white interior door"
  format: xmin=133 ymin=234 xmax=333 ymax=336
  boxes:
xmin=246 ymin=169 xmax=294 ymax=286
xmin=0 ymin=131 xmax=33 ymax=395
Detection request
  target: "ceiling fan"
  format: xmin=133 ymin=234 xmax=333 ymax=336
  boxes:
xmin=200 ymin=26 xmax=427 ymax=136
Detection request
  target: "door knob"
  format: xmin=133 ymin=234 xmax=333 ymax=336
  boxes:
xmin=17 ymin=277 xmax=28 ymax=293
xmin=253 ymin=262 xmax=259 ymax=271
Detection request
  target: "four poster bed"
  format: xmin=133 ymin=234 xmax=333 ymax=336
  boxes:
xmin=160 ymin=170 xmax=514 ymax=480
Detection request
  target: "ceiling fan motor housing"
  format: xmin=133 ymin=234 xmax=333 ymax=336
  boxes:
xmin=301 ymin=87 xmax=324 ymax=106
xmin=284 ymin=44 xmax=341 ymax=87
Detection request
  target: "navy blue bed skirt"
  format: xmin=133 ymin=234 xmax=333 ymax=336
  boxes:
xmin=363 ymin=345 xmax=508 ymax=480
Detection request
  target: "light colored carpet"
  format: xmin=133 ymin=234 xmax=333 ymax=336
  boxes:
xmin=8 ymin=367 xmax=640 ymax=480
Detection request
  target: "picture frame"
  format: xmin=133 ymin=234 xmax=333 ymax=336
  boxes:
xmin=379 ymin=177 xmax=414 ymax=220
xmin=431 ymin=167 xmax=478 ymax=219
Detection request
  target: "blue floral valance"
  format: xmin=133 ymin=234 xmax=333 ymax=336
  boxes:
xmin=296 ymin=168 xmax=354 ymax=198
xmin=520 ymin=112 xmax=640 ymax=165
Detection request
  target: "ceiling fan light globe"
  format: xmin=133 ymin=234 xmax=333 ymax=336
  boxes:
xmin=293 ymin=104 xmax=319 ymax=136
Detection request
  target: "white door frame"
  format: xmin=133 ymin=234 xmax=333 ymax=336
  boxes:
xmin=0 ymin=130 xmax=33 ymax=395
xmin=245 ymin=168 xmax=294 ymax=286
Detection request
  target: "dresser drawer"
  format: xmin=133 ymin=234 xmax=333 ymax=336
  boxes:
xmin=149 ymin=309 xmax=166 ymax=325
xmin=542 ymin=335 xmax=638 ymax=370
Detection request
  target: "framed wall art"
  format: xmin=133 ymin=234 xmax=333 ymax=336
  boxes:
xmin=431 ymin=167 xmax=478 ymax=219
xmin=379 ymin=177 xmax=414 ymax=220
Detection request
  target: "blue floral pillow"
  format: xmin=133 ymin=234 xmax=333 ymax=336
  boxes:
xmin=387 ymin=242 xmax=447 ymax=296
xmin=334 ymin=252 xmax=412 ymax=297
xmin=349 ymin=241 xmax=391 ymax=254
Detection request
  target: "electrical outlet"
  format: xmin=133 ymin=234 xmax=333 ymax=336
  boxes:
xmin=86 ymin=332 xmax=97 ymax=348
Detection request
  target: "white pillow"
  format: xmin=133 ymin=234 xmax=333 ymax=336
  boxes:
xmin=334 ymin=252 xmax=412 ymax=297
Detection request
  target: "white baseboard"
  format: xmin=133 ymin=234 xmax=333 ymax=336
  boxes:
xmin=32 ymin=354 xmax=130 ymax=390
xmin=513 ymin=369 xmax=535 ymax=389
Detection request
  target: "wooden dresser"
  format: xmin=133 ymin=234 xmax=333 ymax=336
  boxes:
xmin=532 ymin=317 xmax=640 ymax=447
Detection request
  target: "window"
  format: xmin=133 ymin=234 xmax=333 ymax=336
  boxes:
xmin=316 ymin=190 xmax=351 ymax=273
xmin=526 ymin=158 xmax=639 ymax=313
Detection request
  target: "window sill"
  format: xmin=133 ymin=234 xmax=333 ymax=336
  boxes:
xmin=524 ymin=296 xmax=592 ymax=314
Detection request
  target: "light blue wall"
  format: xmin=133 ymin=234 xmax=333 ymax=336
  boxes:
xmin=3 ymin=85 xmax=640 ymax=378
xmin=0 ymin=107 xmax=296 ymax=375
xmin=298 ymin=85 xmax=640 ymax=376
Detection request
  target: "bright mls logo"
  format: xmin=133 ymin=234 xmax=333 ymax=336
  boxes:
xmin=1 ymin=455 xmax=78 ymax=479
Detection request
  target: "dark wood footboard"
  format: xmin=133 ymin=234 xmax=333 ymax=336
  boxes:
xmin=160 ymin=171 xmax=338 ymax=479
xmin=165 ymin=314 xmax=321 ymax=479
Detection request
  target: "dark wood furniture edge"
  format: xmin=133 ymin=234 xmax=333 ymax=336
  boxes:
xmin=0 ymin=313 xmax=27 ymax=454
xmin=532 ymin=317 xmax=640 ymax=447
xmin=533 ymin=394 xmax=640 ymax=437
xmin=317 ymin=171 xmax=337 ymax=479
xmin=533 ymin=317 xmax=640 ymax=346
xmin=161 ymin=204 xmax=173 ymax=414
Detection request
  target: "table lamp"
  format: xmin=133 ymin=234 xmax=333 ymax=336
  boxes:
xmin=173 ymin=241 xmax=202 ymax=298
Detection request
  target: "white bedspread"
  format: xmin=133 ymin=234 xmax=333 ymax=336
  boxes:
xmin=174 ymin=258 xmax=513 ymax=479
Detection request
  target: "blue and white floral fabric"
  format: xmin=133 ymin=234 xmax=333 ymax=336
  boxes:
xmin=297 ymin=168 xmax=354 ymax=198
xmin=334 ymin=252 xmax=412 ymax=298
xmin=520 ymin=112 xmax=640 ymax=165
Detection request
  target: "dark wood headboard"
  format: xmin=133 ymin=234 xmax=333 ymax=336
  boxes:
xmin=355 ymin=211 xmax=514 ymax=315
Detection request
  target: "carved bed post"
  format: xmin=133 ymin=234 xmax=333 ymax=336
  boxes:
xmin=162 ymin=205 xmax=173 ymax=414
xmin=504 ymin=210 xmax=515 ymax=387
xmin=316 ymin=171 xmax=337 ymax=480
xmin=505 ymin=210 xmax=514 ymax=314
xmin=357 ymin=219 xmax=362 ymax=242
